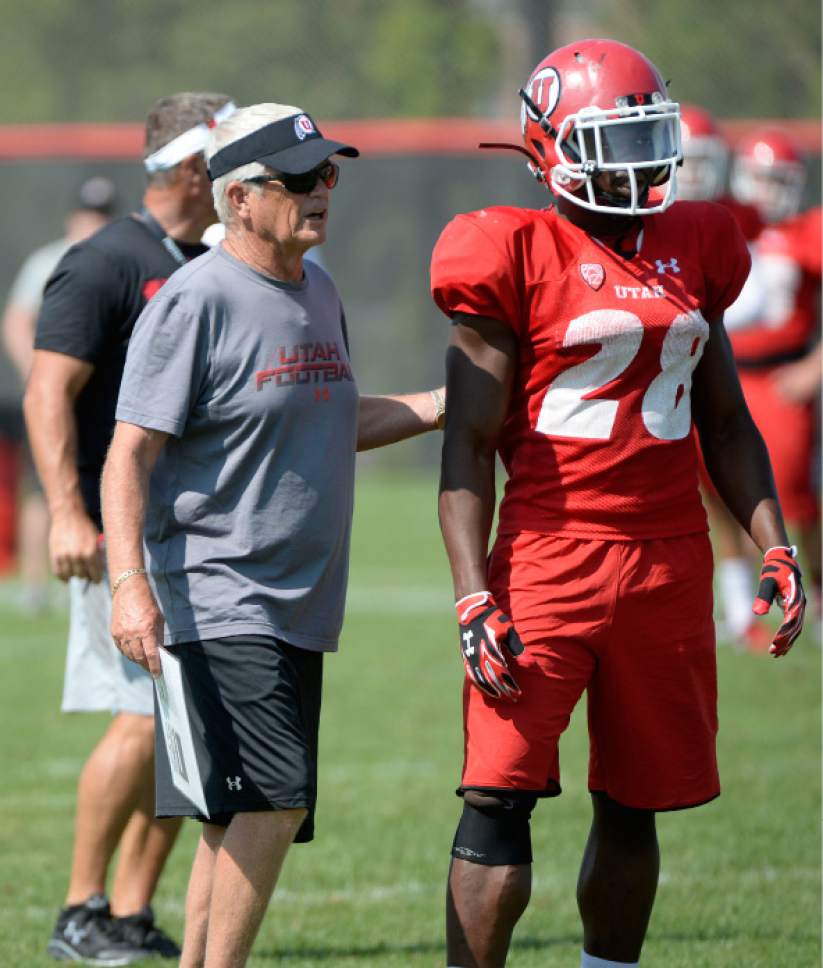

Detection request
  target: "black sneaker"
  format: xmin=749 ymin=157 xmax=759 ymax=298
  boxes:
xmin=114 ymin=906 xmax=181 ymax=959
xmin=47 ymin=894 xmax=147 ymax=965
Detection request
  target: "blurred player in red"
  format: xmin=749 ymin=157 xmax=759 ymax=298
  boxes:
xmin=678 ymin=104 xmax=763 ymax=240
xmin=431 ymin=39 xmax=806 ymax=968
xmin=716 ymin=129 xmax=820 ymax=647
xmin=678 ymin=106 xmax=769 ymax=647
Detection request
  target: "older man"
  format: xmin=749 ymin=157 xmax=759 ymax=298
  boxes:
xmin=25 ymin=91 xmax=235 ymax=965
xmin=100 ymin=102 xmax=445 ymax=968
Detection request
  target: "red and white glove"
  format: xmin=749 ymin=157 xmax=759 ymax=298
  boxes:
xmin=752 ymin=545 xmax=806 ymax=657
xmin=455 ymin=591 xmax=524 ymax=701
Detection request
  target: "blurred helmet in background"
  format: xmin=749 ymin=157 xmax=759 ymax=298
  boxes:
xmin=678 ymin=105 xmax=728 ymax=201
xmin=730 ymin=128 xmax=805 ymax=224
xmin=519 ymin=38 xmax=682 ymax=216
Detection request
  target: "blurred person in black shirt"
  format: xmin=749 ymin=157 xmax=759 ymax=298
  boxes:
xmin=24 ymin=92 xmax=235 ymax=965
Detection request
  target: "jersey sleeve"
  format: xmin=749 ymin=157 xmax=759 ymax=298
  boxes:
xmin=430 ymin=213 xmax=522 ymax=332
xmin=701 ymin=204 xmax=752 ymax=320
xmin=115 ymin=293 xmax=210 ymax=437
xmin=33 ymin=243 xmax=125 ymax=362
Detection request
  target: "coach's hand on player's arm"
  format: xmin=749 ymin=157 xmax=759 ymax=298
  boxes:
xmin=111 ymin=574 xmax=165 ymax=677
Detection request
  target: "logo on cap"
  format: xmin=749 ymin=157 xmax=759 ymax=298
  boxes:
xmin=294 ymin=115 xmax=315 ymax=141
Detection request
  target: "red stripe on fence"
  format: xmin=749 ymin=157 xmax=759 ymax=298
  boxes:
xmin=0 ymin=118 xmax=818 ymax=160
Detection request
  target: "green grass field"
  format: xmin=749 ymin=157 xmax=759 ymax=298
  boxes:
xmin=0 ymin=471 xmax=819 ymax=967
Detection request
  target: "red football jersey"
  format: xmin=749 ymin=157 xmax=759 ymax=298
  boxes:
xmin=718 ymin=195 xmax=764 ymax=243
xmin=431 ymin=201 xmax=750 ymax=540
xmin=730 ymin=206 xmax=822 ymax=364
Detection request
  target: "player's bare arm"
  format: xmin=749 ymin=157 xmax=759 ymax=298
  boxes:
xmin=693 ymin=315 xmax=805 ymax=655
xmin=439 ymin=312 xmax=517 ymax=599
xmin=356 ymin=388 xmax=444 ymax=451
xmin=101 ymin=421 xmax=169 ymax=677
xmin=692 ymin=314 xmax=789 ymax=551
xmin=23 ymin=348 xmax=101 ymax=582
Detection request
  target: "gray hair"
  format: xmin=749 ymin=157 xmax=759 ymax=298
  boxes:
xmin=144 ymin=91 xmax=232 ymax=186
xmin=207 ymin=103 xmax=303 ymax=225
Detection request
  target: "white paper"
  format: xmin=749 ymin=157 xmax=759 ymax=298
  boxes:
xmin=155 ymin=647 xmax=209 ymax=817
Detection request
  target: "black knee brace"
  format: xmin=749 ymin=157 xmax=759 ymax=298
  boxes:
xmin=451 ymin=791 xmax=537 ymax=866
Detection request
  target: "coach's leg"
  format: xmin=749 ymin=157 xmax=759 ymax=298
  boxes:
xmin=576 ymin=792 xmax=659 ymax=964
xmin=110 ymin=760 xmax=183 ymax=914
xmin=179 ymin=823 xmax=226 ymax=968
xmin=65 ymin=712 xmax=157 ymax=905
xmin=202 ymin=808 xmax=307 ymax=968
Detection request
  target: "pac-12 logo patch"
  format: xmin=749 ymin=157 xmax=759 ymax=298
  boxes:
xmin=579 ymin=263 xmax=605 ymax=290
xmin=294 ymin=114 xmax=315 ymax=140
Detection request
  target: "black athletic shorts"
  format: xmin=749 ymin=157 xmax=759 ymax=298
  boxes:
xmin=155 ymin=635 xmax=323 ymax=843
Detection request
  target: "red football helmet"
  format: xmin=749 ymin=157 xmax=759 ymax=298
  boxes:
xmin=519 ymin=39 xmax=681 ymax=215
xmin=678 ymin=104 xmax=728 ymax=201
xmin=730 ymin=128 xmax=806 ymax=224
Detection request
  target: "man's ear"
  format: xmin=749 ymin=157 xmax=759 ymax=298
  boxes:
xmin=225 ymin=180 xmax=251 ymax=220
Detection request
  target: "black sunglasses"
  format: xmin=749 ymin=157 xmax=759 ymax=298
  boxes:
xmin=245 ymin=161 xmax=339 ymax=195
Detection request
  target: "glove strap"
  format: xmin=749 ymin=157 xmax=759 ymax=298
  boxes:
xmin=763 ymin=545 xmax=798 ymax=559
xmin=456 ymin=590 xmax=492 ymax=623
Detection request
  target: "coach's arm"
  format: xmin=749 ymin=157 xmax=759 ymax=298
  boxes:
xmin=100 ymin=421 xmax=169 ymax=678
xmin=356 ymin=388 xmax=445 ymax=451
xmin=438 ymin=313 xmax=517 ymax=599
xmin=23 ymin=349 xmax=102 ymax=582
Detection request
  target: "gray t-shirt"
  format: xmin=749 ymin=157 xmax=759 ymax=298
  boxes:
xmin=116 ymin=245 xmax=358 ymax=651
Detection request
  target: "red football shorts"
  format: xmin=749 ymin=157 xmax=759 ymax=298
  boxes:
xmin=460 ymin=531 xmax=719 ymax=811
xmin=739 ymin=368 xmax=819 ymax=525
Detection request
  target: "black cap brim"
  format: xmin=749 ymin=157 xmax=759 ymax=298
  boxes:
xmin=257 ymin=138 xmax=359 ymax=174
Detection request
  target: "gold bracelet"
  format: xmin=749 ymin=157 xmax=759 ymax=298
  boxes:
xmin=430 ymin=388 xmax=446 ymax=430
xmin=111 ymin=567 xmax=147 ymax=596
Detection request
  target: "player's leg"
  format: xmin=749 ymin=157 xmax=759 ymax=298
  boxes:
xmin=446 ymin=791 xmax=535 ymax=967
xmin=202 ymin=808 xmax=306 ymax=968
xmin=179 ymin=823 xmax=226 ymax=968
xmin=576 ymin=793 xmax=659 ymax=964
xmin=581 ymin=534 xmax=719 ymax=965
xmin=445 ymin=533 xmax=608 ymax=967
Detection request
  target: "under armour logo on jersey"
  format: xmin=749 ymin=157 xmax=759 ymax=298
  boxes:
xmin=462 ymin=630 xmax=475 ymax=657
xmin=655 ymin=257 xmax=681 ymax=275
xmin=580 ymin=263 xmax=605 ymax=290
xmin=226 ymin=776 xmax=243 ymax=792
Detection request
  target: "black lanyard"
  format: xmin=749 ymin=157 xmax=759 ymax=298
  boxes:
xmin=135 ymin=208 xmax=191 ymax=267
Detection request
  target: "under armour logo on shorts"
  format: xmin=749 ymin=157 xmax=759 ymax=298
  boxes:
xmin=655 ymin=257 xmax=680 ymax=275
xmin=226 ymin=776 xmax=243 ymax=792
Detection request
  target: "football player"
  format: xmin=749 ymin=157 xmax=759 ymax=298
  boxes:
xmin=431 ymin=39 xmax=806 ymax=968
xmin=678 ymin=106 xmax=770 ymax=649
xmin=708 ymin=130 xmax=819 ymax=649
